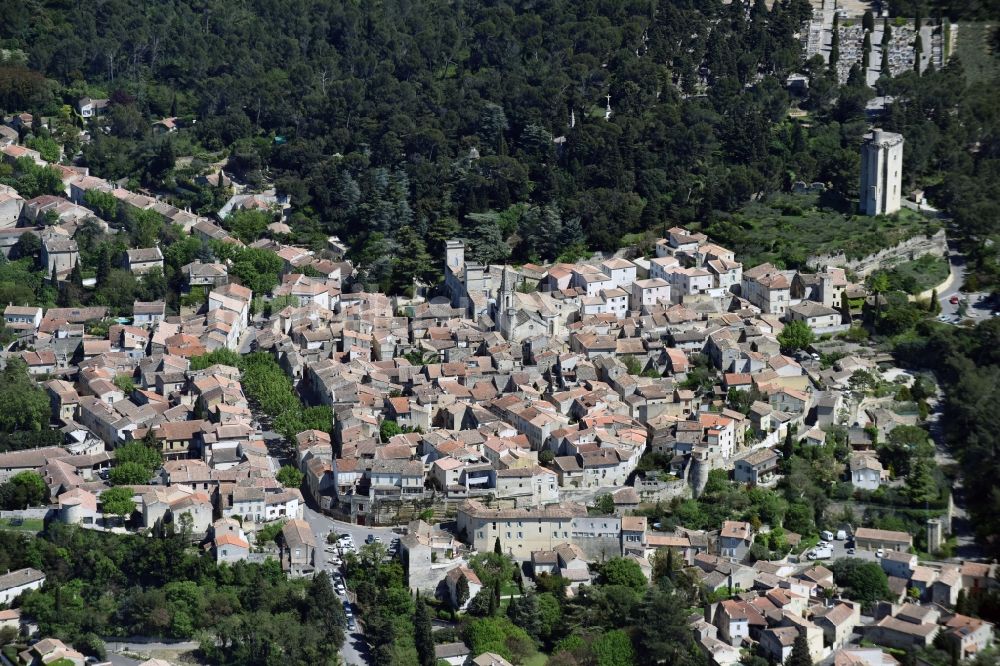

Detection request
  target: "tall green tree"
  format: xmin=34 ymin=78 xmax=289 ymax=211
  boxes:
xmin=0 ymin=471 xmax=48 ymax=509
xmin=787 ymin=630 xmax=813 ymax=666
xmin=101 ymin=486 xmax=136 ymax=522
xmin=0 ymin=358 xmax=51 ymax=433
xmin=778 ymin=320 xmax=815 ymax=352
xmin=413 ymin=597 xmax=434 ymax=666
xmin=830 ymin=13 xmax=840 ymax=68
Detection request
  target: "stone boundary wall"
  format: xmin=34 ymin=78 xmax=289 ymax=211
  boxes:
xmin=806 ymin=229 xmax=947 ymax=278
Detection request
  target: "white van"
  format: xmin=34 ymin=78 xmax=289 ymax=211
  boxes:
xmin=821 ymin=530 xmax=834 ymax=541
xmin=809 ymin=545 xmax=833 ymax=560
xmin=835 ymin=530 xmax=847 ymax=541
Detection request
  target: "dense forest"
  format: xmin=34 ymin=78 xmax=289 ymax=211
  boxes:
xmin=896 ymin=318 xmax=1000 ymax=558
xmin=2 ymin=0 xmax=995 ymax=292
xmin=0 ymin=524 xmax=346 ymax=664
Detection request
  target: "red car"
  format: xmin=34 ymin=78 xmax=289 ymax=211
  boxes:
xmin=949 ymin=295 xmax=960 ymax=305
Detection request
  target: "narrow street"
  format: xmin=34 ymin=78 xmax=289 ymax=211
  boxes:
xmin=300 ymin=505 xmax=397 ymax=666
xmin=923 ymin=385 xmax=982 ymax=561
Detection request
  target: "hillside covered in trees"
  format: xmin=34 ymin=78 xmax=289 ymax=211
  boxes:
xmin=2 ymin=0 xmax=995 ymax=292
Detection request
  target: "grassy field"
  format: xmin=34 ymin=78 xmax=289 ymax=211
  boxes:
xmin=521 ymin=653 xmax=549 ymax=666
xmin=703 ymin=193 xmax=941 ymax=269
xmin=882 ymin=254 xmax=950 ymax=295
xmin=0 ymin=517 xmax=45 ymax=533
xmin=956 ymin=23 xmax=1000 ymax=84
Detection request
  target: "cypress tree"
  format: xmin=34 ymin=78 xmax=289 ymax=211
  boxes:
xmin=414 ymin=597 xmax=435 ymax=666
xmin=489 ymin=578 xmax=501 ymax=616
xmin=788 ymin=631 xmax=813 ymax=666
xmin=830 ymin=13 xmax=840 ymax=68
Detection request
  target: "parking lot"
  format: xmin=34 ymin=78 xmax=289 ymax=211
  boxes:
xmin=800 ymin=533 xmax=879 ymax=566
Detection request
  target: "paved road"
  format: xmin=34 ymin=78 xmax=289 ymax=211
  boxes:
xmin=106 ymin=655 xmax=143 ymax=666
xmin=239 ymin=327 xmax=257 ymax=354
xmin=924 ymin=382 xmax=982 ymax=560
xmin=933 ymin=250 xmax=994 ymax=323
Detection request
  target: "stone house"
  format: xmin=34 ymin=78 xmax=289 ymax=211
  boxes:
xmin=445 ymin=565 xmax=482 ymax=611
xmin=125 ymin=247 xmax=164 ymax=275
xmin=41 ymin=236 xmax=79 ymax=279
xmin=849 ymin=454 xmax=888 ymax=490
xmin=280 ymin=518 xmax=316 ymax=577
xmin=718 ymin=520 xmax=753 ymax=561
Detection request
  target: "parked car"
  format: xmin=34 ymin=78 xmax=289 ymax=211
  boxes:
xmin=876 ymin=548 xmax=885 ymax=558
xmin=950 ymin=295 xmax=960 ymax=304
xmin=347 ymin=618 xmax=357 ymax=631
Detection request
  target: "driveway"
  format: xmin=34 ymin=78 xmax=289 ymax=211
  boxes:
xmin=103 ymin=639 xmax=201 ymax=665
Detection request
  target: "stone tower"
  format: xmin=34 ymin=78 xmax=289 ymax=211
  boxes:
xmin=445 ymin=239 xmax=465 ymax=271
xmin=859 ymin=129 xmax=904 ymax=216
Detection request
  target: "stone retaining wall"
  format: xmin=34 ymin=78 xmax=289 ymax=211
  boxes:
xmin=806 ymin=229 xmax=947 ymax=278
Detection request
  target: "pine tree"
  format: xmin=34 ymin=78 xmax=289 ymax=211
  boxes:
xmin=306 ymin=573 xmax=345 ymax=646
xmin=881 ymin=45 xmax=891 ymax=76
xmin=862 ymin=10 xmax=875 ymax=32
xmin=494 ymin=536 xmax=502 ymax=555
xmin=414 ymin=597 xmax=435 ymax=666
xmin=882 ymin=17 xmax=892 ymax=45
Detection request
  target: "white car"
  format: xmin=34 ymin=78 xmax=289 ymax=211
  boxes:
xmin=876 ymin=548 xmax=885 ymax=558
